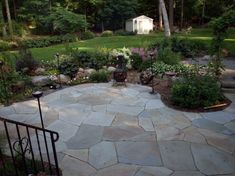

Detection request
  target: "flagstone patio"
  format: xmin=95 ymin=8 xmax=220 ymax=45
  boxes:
xmin=0 ymin=83 xmax=235 ymax=176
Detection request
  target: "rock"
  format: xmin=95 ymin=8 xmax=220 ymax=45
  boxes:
xmin=78 ymin=68 xmax=84 ymax=72
xmin=107 ymin=66 xmax=116 ymax=72
xmin=32 ymin=76 xmax=51 ymax=86
xmin=34 ymin=67 xmax=45 ymax=75
xmin=85 ymin=68 xmax=95 ymax=74
xmin=191 ymin=143 xmax=235 ymax=175
xmin=202 ymin=55 xmax=210 ymax=61
xmin=75 ymin=71 xmax=88 ymax=80
xmin=57 ymin=74 xmax=71 ymax=84
xmin=102 ymin=66 xmax=107 ymax=69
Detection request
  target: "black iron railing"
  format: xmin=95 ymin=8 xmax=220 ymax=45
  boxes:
xmin=0 ymin=116 xmax=60 ymax=176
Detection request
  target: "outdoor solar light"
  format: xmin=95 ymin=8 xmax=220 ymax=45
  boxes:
xmin=32 ymin=91 xmax=44 ymax=129
xmin=55 ymin=53 xmax=62 ymax=89
xmin=149 ymin=52 xmax=155 ymax=94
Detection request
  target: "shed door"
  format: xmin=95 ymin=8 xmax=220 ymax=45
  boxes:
xmin=138 ymin=21 xmax=143 ymax=34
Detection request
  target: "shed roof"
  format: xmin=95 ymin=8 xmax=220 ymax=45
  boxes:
xmin=126 ymin=15 xmax=153 ymax=21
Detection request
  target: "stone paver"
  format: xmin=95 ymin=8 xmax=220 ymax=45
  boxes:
xmin=66 ymin=124 xmax=104 ymax=149
xmin=83 ymin=112 xmax=115 ymax=126
xmin=201 ymin=111 xmax=235 ymax=124
xmin=89 ymin=141 xmax=117 ymax=169
xmin=95 ymin=164 xmax=137 ymax=176
xmin=135 ymin=166 xmax=173 ymax=176
xmin=191 ymin=143 xmax=235 ymax=175
xmin=61 ymin=155 xmax=96 ymax=176
xmin=0 ymin=83 xmax=235 ymax=176
xmin=116 ymin=141 xmax=162 ymax=166
xmin=159 ymin=141 xmax=196 ymax=171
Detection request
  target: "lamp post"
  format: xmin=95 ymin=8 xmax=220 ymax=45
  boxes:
xmin=0 ymin=61 xmax=9 ymax=105
xmin=32 ymin=91 xmax=44 ymax=129
xmin=55 ymin=53 xmax=62 ymax=89
xmin=149 ymin=52 xmax=155 ymax=94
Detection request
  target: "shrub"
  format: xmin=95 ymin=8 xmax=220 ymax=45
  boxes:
xmin=114 ymin=30 xmax=136 ymax=36
xmin=0 ymin=40 xmax=18 ymax=51
xmin=80 ymin=30 xmax=95 ymax=40
xmin=89 ymin=69 xmax=111 ymax=83
xmin=101 ymin=30 xmax=113 ymax=37
xmin=153 ymin=62 xmax=189 ymax=75
xmin=22 ymin=34 xmax=78 ymax=48
xmin=15 ymin=48 xmax=39 ymax=75
xmin=58 ymin=60 xmax=79 ymax=78
xmin=171 ymin=75 xmax=222 ymax=108
xmin=45 ymin=8 xmax=87 ymax=34
xmin=157 ymin=47 xmax=181 ymax=65
xmin=171 ymin=37 xmax=207 ymax=57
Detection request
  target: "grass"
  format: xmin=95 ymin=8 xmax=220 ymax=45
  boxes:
xmin=3 ymin=28 xmax=235 ymax=62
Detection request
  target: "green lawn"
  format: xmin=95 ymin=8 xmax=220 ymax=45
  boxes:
xmin=18 ymin=28 xmax=235 ymax=61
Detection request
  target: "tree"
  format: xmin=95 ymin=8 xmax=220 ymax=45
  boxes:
xmin=180 ymin=0 xmax=184 ymax=30
xmin=159 ymin=0 xmax=171 ymax=37
xmin=159 ymin=0 xmax=163 ymax=30
xmin=169 ymin=0 xmax=174 ymax=32
xmin=4 ymin=0 xmax=13 ymax=38
xmin=0 ymin=2 xmax=7 ymax=37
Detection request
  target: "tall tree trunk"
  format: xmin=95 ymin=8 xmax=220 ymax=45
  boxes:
xmin=12 ymin=0 xmax=17 ymax=19
xmin=0 ymin=2 xmax=7 ymax=37
xmin=84 ymin=8 xmax=87 ymax=32
xmin=201 ymin=0 xmax=205 ymax=25
xmin=159 ymin=0 xmax=171 ymax=37
xmin=101 ymin=21 xmax=104 ymax=32
xmin=180 ymin=0 xmax=184 ymax=31
xmin=159 ymin=0 xmax=163 ymax=30
xmin=169 ymin=0 xmax=174 ymax=32
xmin=4 ymin=0 xmax=13 ymax=38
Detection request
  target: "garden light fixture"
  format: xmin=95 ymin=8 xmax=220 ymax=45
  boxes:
xmin=32 ymin=91 xmax=44 ymax=129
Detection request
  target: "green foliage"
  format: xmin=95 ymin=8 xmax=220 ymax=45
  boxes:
xmin=80 ymin=30 xmax=96 ymax=40
xmin=58 ymin=60 xmax=79 ymax=79
xmin=22 ymin=34 xmax=78 ymax=48
xmin=153 ymin=62 xmax=189 ymax=75
xmin=45 ymin=8 xmax=87 ymax=34
xmin=114 ymin=30 xmax=136 ymax=36
xmin=209 ymin=10 xmax=235 ymax=77
xmin=171 ymin=37 xmax=207 ymax=57
xmin=171 ymin=75 xmax=222 ymax=108
xmin=89 ymin=69 xmax=111 ymax=83
xmin=157 ymin=47 xmax=181 ymax=65
xmin=15 ymin=49 xmax=39 ymax=75
xmin=70 ymin=49 xmax=111 ymax=69
xmin=0 ymin=40 xmax=18 ymax=51
xmin=101 ymin=30 xmax=113 ymax=37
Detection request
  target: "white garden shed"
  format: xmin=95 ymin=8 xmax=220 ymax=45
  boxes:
xmin=126 ymin=15 xmax=154 ymax=34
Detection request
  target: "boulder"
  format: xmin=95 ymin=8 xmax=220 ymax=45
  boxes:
xmin=34 ymin=67 xmax=46 ymax=75
xmin=57 ymin=74 xmax=71 ymax=84
xmin=85 ymin=68 xmax=96 ymax=75
xmin=79 ymin=68 xmax=85 ymax=72
xmin=76 ymin=72 xmax=89 ymax=80
xmin=32 ymin=76 xmax=51 ymax=86
xmin=107 ymin=66 xmax=116 ymax=72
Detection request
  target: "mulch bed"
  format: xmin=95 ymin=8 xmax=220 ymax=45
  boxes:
xmin=127 ymin=71 xmax=232 ymax=113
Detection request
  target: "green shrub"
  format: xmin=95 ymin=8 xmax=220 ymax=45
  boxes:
xmin=89 ymin=69 xmax=111 ymax=83
xmin=58 ymin=60 xmax=78 ymax=78
xmin=114 ymin=30 xmax=136 ymax=36
xmin=0 ymin=40 xmax=18 ymax=51
xmin=101 ymin=30 xmax=113 ymax=37
xmin=171 ymin=37 xmax=207 ymax=57
xmin=70 ymin=49 xmax=110 ymax=69
xmin=45 ymin=8 xmax=87 ymax=34
xmin=171 ymin=75 xmax=222 ymax=108
xmin=80 ymin=30 xmax=95 ymax=40
xmin=22 ymin=34 xmax=78 ymax=48
xmin=157 ymin=47 xmax=181 ymax=65
xmin=15 ymin=49 xmax=39 ymax=75
xmin=153 ymin=62 xmax=189 ymax=75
